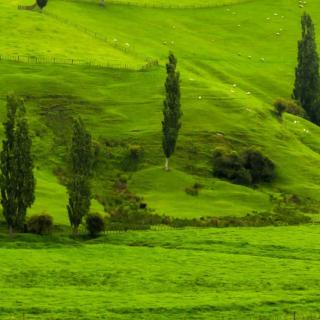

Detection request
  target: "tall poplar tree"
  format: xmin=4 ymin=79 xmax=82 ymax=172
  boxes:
xmin=162 ymin=52 xmax=182 ymax=171
xmin=0 ymin=95 xmax=35 ymax=235
xmin=293 ymin=13 xmax=320 ymax=124
xmin=67 ymin=118 xmax=93 ymax=235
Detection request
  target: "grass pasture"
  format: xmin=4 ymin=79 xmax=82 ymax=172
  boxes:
xmin=1 ymin=226 xmax=320 ymax=319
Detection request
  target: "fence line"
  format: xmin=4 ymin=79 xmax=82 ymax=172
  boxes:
xmin=0 ymin=54 xmax=159 ymax=71
xmin=44 ymin=11 xmax=158 ymax=65
xmin=59 ymin=0 xmax=256 ymax=9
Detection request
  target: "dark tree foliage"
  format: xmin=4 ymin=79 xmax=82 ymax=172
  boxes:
xmin=27 ymin=214 xmax=53 ymax=235
xmin=293 ymin=13 xmax=320 ymax=124
xmin=243 ymin=148 xmax=275 ymax=184
xmin=36 ymin=0 xmax=48 ymax=9
xmin=0 ymin=95 xmax=35 ymax=234
xmin=212 ymin=148 xmax=252 ymax=185
xmin=162 ymin=52 xmax=182 ymax=171
xmin=67 ymin=118 xmax=93 ymax=234
xmin=85 ymin=213 xmax=105 ymax=236
xmin=212 ymin=147 xmax=275 ymax=186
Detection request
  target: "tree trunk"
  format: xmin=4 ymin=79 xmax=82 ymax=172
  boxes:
xmin=165 ymin=157 xmax=169 ymax=171
xmin=8 ymin=225 xmax=13 ymax=237
xmin=72 ymin=225 xmax=79 ymax=236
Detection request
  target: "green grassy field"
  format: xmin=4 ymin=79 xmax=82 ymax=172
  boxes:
xmin=1 ymin=0 xmax=320 ymax=220
xmin=1 ymin=226 xmax=320 ymax=319
xmin=2 ymin=1 xmax=320 ymax=318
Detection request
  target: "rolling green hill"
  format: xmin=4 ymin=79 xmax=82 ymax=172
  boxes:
xmin=1 ymin=0 xmax=320 ymax=223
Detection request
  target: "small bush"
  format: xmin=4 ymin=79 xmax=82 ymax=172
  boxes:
xmin=27 ymin=214 xmax=54 ymax=235
xmin=185 ymin=186 xmax=199 ymax=196
xmin=86 ymin=213 xmax=106 ymax=236
xmin=274 ymin=98 xmax=305 ymax=118
xmin=114 ymin=174 xmax=128 ymax=191
xmin=185 ymin=182 xmax=203 ymax=196
xmin=128 ymin=145 xmax=143 ymax=160
xmin=121 ymin=145 xmax=143 ymax=171
xmin=243 ymin=148 xmax=275 ymax=184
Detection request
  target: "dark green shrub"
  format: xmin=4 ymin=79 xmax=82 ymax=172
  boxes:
xmin=185 ymin=182 xmax=203 ymax=196
xmin=85 ymin=213 xmax=106 ymax=236
xmin=274 ymin=98 xmax=305 ymax=118
xmin=128 ymin=145 xmax=143 ymax=160
xmin=185 ymin=186 xmax=199 ymax=196
xmin=27 ymin=214 xmax=53 ymax=235
xmin=274 ymin=98 xmax=286 ymax=117
xmin=243 ymin=148 xmax=275 ymax=184
xmin=122 ymin=145 xmax=143 ymax=171
xmin=114 ymin=174 xmax=128 ymax=191
xmin=212 ymin=148 xmax=252 ymax=185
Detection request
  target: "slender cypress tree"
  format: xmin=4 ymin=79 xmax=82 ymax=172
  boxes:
xmin=293 ymin=13 xmax=320 ymax=124
xmin=67 ymin=118 xmax=93 ymax=235
xmin=162 ymin=52 xmax=182 ymax=171
xmin=0 ymin=95 xmax=35 ymax=235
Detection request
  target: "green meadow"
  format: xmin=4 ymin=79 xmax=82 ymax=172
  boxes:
xmin=1 ymin=0 xmax=320 ymax=318
xmin=2 ymin=226 xmax=320 ymax=319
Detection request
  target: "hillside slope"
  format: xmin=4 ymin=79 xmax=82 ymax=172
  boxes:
xmin=1 ymin=0 xmax=320 ymax=222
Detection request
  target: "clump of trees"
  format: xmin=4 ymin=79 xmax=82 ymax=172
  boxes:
xmin=162 ymin=52 xmax=182 ymax=171
xmin=293 ymin=13 xmax=320 ymax=124
xmin=212 ymin=147 xmax=275 ymax=186
xmin=0 ymin=95 xmax=35 ymax=235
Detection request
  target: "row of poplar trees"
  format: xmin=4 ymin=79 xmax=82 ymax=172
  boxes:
xmin=0 ymin=94 xmax=93 ymax=235
xmin=0 ymin=53 xmax=182 ymax=235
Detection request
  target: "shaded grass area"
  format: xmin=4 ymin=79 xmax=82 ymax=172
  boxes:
xmin=1 ymin=226 xmax=320 ymax=319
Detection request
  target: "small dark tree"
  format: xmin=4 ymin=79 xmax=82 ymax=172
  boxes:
xmin=36 ymin=0 xmax=48 ymax=9
xmin=162 ymin=52 xmax=182 ymax=171
xmin=85 ymin=213 xmax=105 ymax=237
xmin=67 ymin=118 xmax=93 ymax=235
xmin=0 ymin=95 xmax=35 ymax=235
xmin=293 ymin=13 xmax=320 ymax=124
